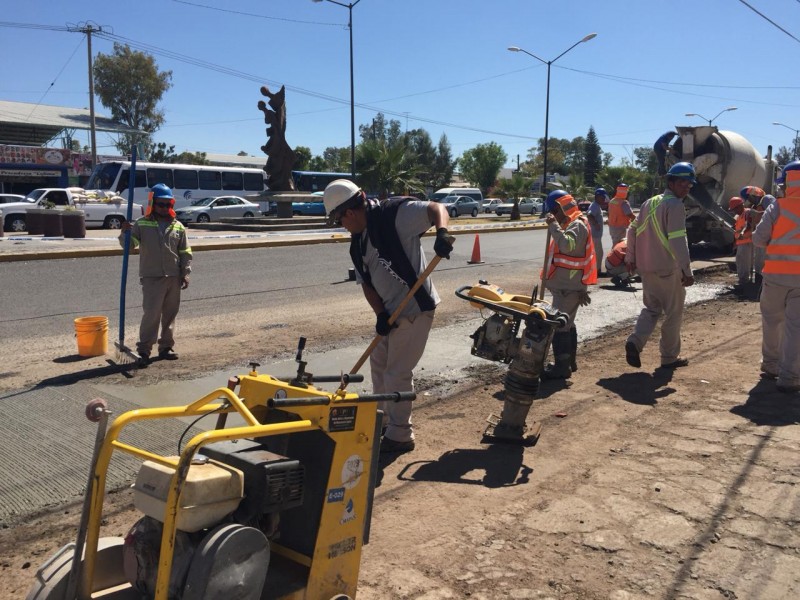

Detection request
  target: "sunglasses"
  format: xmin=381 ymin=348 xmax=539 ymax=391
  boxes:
xmin=332 ymin=209 xmax=347 ymax=226
xmin=154 ymin=201 xmax=172 ymax=208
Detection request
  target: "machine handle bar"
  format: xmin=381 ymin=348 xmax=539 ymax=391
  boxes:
xmin=454 ymin=285 xmax=565 ymax=326
xmin=269 ymin=391 xmax=416 ymax=408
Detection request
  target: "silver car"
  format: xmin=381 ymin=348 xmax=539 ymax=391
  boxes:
xmin=174 ymin=196 xmax=260 ymax=223
xmin=495 ymin=198 xmax=542 ymax=216
xmin=440 ymin=195 xmax=480 ymax=217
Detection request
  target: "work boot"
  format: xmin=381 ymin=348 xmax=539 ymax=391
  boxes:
xmin=542 ymin=331 xmax=572 ymax=380
xmin=158 ymin=348 xmax=179 ymax=360
xmin=569 ymin=328 xmax=578 ymax=373
xmin=137 ymin=353 xmax=151 ymax=368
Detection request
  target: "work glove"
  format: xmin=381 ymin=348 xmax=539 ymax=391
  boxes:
xmin=375 ymin=311 xmax=397 ymax=336
xmin=434 ymin=227 xmax=453 ymax=260
xmin=578 ymin=291 xmax=592 ymax=307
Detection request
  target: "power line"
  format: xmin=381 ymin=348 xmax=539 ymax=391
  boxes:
xmin=26 ymin=35 xmax=85 ymax=120
xmin=735 ymin=0 xmax=800 ymax=45
xmin=172 ymin=0 xmax=342 ymax=27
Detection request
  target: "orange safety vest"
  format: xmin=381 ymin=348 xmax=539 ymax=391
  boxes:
xmin=608 ymin=198 xmax=633 ymax=228
xmin=734 ymin=211 xmax=752 ymax=246
xmin=606 ymin=239 xmax=627 ymax=267
xmin=545 ymin=214 xmax=598 ymax=285
xmin=762 ymin=192 xmax=800 ymax=275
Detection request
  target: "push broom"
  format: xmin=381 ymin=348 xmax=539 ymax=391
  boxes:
xmin=114 ymin=145 xmax=140 ymax=365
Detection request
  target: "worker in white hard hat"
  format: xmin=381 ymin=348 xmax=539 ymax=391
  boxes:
xmin=324 ymin=180 xmax=453 ymax=453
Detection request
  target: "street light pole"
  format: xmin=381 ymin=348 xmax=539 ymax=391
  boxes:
xmin=773 ymin=121 xmax=800 ymax=159
xmin=685 ymin=106 xmax=737 ymax=126
xmin=508 ymin=33 xmax=597 ymax=199
xmin=312 ymin=0 xmax=362 ymax=179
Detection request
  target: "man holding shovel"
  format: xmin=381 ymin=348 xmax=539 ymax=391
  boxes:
xmin=324 ymin=180 xmax=452 ymax=453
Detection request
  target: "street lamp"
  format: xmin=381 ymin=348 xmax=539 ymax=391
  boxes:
xmin=312 ymin=0 xmax=362 ymax=179
xmin=773 ymin=121 xmax=800 ymax=159
xmin=508 ymin=33 xmax=597 ymax=199
xmin=685 ymin=106 xmax=737 ymax=126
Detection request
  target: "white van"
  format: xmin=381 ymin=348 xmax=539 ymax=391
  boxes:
xmin=431 ymin=187 xmax=484 ymax=205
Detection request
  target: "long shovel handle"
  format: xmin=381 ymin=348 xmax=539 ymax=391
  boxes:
xmin=537 ymin=228 xmax=552 ymax=301
xmin=119 ymin=146 xmax=137 ymax=345
xmin=349 ymin=251 xmax=447 ymax=376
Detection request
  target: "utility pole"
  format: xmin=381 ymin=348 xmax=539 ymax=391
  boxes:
xmin=69 ymin=22 xmax=103 ymax=169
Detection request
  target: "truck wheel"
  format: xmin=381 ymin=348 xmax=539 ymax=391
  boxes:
xmin=7 ymin=215 xmax=26 ymax=232
xmin=104 ymin=215 xmax=124 ymax=229
xmin=198 ymin=214 xmax=211 ymax=223
xmin=243 ymin=212 xmax=255 ymax=218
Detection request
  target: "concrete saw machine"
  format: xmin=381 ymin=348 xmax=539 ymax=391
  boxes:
xmin=456 ymin=281 xmax=569 ymax=445
xmin=27 ymin=338 xmax=407 ymax=600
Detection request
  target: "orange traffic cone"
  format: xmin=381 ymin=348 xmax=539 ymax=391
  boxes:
xmin=467 ymin=234 xmax=484 ymax=264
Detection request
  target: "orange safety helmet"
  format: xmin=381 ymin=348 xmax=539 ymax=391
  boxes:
xmin=728 ymin=196 xmax=744 ymax=210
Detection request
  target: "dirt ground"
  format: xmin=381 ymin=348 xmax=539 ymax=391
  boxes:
xmin=2 ymin=269 xmax=799 ymax=599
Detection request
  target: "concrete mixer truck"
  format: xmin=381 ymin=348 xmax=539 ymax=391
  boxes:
xmin=655 ymin=125 xmax=779 ymax=250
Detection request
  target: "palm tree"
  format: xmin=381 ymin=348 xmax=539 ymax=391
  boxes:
xmin=495 ymin=174 xmax=532 ymax=220
xmin=356 ymin=140 xmax=423 ymax=198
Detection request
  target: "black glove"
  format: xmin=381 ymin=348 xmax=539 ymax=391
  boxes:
xmin=434 ymin=227 xmax=453 ymax=259
xmin=375 ymin=311 xmax=397 ymax=336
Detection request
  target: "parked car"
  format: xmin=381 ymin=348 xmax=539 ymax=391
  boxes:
xmin=577 ymin=200 xmax=591 ymax=212
xmin=495 ymin=198 xmax=542 ymax=216
xmin=482 ymin=198 xmax=504 ymax=214
xmin=0 ymin=194 xmax=25 ymax=204
xmin=174 ymin=196 xmax=259 ymax=223
xmin=290 ymin=200 xmax=326 ymax=216
xmin=440 ymin=195 xmax=480 ymax=217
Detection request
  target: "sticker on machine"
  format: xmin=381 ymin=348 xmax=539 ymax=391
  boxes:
xmin=328 ymin=536 xmax=357 ymax=559
xmin=339 ymin=498 xmax=356 ymax=524
xmin=341 ymin=454 xmax=364 ymax=489
xmin=329 ymin=406 xmax=357 ymax=432
xmin=327 ymin=487 xmax=345 ymax=503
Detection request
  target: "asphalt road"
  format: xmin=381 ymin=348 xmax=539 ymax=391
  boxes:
xmin=0 ymin=229 xmax=552 ymax=341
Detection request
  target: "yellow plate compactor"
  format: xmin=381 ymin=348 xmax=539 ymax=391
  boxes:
xmin=27 ymin=338 xmax=408 ymax=600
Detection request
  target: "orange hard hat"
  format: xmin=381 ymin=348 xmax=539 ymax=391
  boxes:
xmin=728 ymin=196 xmax=744 ymax=210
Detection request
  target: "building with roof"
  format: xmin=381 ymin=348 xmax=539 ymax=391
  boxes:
xmin=0 ymin=100 xmax=136 ymax=193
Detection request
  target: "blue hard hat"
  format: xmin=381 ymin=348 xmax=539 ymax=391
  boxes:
xmin=150 ymin=183 xmax=174 ymax=199
xmin=666 ymin=162 xmax=697 ymax=184
xmin=544 ymin=189 xmax=570 ymax=213
xmin=594 ymin=187 xmax=608 ymax=197
xmin=777 ymin=160 xmax=800 ymax=184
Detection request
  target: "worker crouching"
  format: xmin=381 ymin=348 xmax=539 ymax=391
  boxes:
xmin=540 ymin=190 xmax=597 ymax=379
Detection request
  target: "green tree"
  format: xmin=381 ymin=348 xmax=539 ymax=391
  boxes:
xmin=583 ymin=126 xmax=602 ymax=186
xmin=431 ymin=134 xmax=456 ymax=190
xmin=173 ymin=151 xmax=209 ymax=165
xmin=308 ymin=155 xmax=326 ymax=171
xmin=321 ymin=146 xmax=350 ymax=172
xmin=459 ymin=142 xmax=508 ymax=194
xmin=93 ymin=43 xmax=172 ymax=156
xmin=775 ymin=145 xmax=794 ymax=165
xmin=495 ymin=173 xmax=532 ymax=220
xmin=355 ymin=139 xmax=421 ymax=198
xmin=405 ymin=129 xmax=436 ymax=186
xmin=293 ymin=145 xmax=313 ymax=170
xmin=149 ymin=142 xmax=176 ymax=163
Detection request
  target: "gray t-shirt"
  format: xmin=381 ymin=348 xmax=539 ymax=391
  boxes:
xmin=360 ymin=200 xmax=441 ymax=316
xmin=587 ymin=201 xmax=604 ymax=237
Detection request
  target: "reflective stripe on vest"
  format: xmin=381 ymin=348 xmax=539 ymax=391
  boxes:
xmin=546 ymin=215 xmax=598 ymax=285
xmin=763 ymin=196 xmax=800 ymax=275
xmin=634 ymin=194 xmax=686 ymax=260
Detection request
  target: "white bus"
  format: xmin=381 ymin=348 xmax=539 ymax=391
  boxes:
xmin=85 ymin=161 xmax=267 ymax=209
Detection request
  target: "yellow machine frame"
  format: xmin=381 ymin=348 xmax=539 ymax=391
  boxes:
xmin=78 ymin=367 xmax=386 ymax=600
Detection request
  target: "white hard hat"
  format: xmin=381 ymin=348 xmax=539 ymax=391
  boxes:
xmin=323 ymin=179 xmax=362 ymax=217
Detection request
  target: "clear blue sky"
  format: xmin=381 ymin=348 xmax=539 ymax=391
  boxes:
xmin=2 ymin=0 xmax=799 ymax=168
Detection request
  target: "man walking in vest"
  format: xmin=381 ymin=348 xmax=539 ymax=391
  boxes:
xmin=323 ymin=180 xmax=453 ymax=452
xmin=624 ymin=163 xmax=695 ymax=370
xmin=119 ymin=183 xmax=192 ymax=368
xmin=541 ymin=190 xmax=597 ymax=379
xmin=752 ymin=161 xmax=800 ymax=393
xmin=607 ymin=183 xmax=635 ymax=245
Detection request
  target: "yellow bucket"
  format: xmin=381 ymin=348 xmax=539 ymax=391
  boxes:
xmin=74 ymin=316 xmax=109 ymax=357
